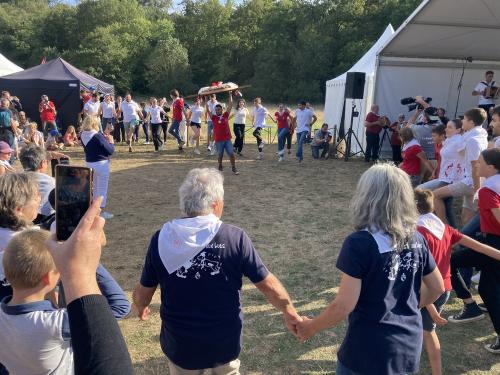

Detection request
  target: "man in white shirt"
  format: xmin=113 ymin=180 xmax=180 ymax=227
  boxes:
xmin=120 ymin=94 xmax=144 ymax=152
xmin=84 ymin=93 xmax=101 ymax=119
xmin=292 ymin=100 xmax=317 ymax=162
xmin=473 ymin=70 xmax=498 ymax=124
xmin=251 ymin=98 xmax=276 ymax=160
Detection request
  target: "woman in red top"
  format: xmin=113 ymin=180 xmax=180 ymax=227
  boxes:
xmin=38 ymin=95 xmax=57 ymax=136
xmin=275 ymin=104 xmax=291 ymax=161
xmin=449 ymin=148 xmax=500 ymax=353
xmin=399 ymin=127 xmax=435 ymax=188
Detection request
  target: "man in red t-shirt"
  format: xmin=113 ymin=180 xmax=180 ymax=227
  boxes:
xmin=39 ymin=94 xmax=57 ymax=136
xmin=364 ymin=104 xmax=382 ymax=162
xmin=275 ymin=105 xmax=291 ymax=161
xmin=169 ymin=89 xmax=188 ymax=150
xmin=212 ymin=93 xmax=238 ymax=175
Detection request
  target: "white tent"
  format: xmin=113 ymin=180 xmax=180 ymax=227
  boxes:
xmin=374 ymin=0 xmax=500 ymax=124
xmin=324 ymin=25 xmax=395 ymax=153
xmin=0 ymin=52 xmax=22 ymax=77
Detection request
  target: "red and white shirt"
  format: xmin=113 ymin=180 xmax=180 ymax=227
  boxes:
xmin=417 ymin=213 xmax=463 ymax=291
xmin=439 ymin=134 xmax=465 ymax=183
xmin=478 ymin=174 xmax=500 ymax=235
xmin=275 ymin=111 xmax=290 ymax=130
xmin=400 ymin=139 xmax=423 ymax=176
xmin=211 ymin=112 xmax=231 ymax=142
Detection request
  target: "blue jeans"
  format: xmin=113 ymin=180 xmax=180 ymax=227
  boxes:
xmin=215 ymin=140 xmax=234 ymax=156
xmin=168 ymin=119 xmax=183 ymax=144
xmin=311 ymin=143 xmax=330 ymax=159
xmin=296 ymin=131 xmax=308 ymax=160
xmin=277 ymin=128 xmax=290 ymax=154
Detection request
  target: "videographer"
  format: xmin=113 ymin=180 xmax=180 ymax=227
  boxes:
xmin=407 ymin=96 xmax=442 ymax=161
xmin=38 ymin=95 xmax=57 ymax=137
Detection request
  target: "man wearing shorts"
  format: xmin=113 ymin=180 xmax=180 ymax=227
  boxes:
xmin=212 ymin=93 xmax=238 ymax=175
xmin=120 ymin=94 xmax=143 ymax=152
xmin=433 ymin=108 xmax=489 ymax=225
xmin=206 ymin=94 xmax=218 ymax=155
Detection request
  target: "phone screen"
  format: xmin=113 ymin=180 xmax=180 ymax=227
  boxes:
xmin=55 ymin=165 xmax=93 ymax=241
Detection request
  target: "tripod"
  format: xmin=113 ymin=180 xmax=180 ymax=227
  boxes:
xmin=336 ymin=102 xmax=365 ymax=161
xmin=377 ymin=127 xmax=390 ymax=160
xmin=454 ymin=57 xmax=473 ymax=118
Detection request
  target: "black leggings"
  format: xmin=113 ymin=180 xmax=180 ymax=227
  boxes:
xmin=285 ymin=132 xmax=292 ymax=150
xmin=233 ymin=123 xmax=245 ymax=153
xmin=253 ymin=128 xmax=263 ymax=151
xmin=451 ymin=234 xmax=500 ymax=334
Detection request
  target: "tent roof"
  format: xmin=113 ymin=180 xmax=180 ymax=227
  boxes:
xmin=380 ymin=0 xmax=500 ymax=61
xmin=327 ymin=24 xmax=394 ymax=84
xmin=0 ymin=52 xmax=22 ymax=77
xmin=0 ymin=57 xmax=113 ymax=93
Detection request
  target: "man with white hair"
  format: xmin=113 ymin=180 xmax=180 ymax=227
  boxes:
xmin=132 ymin=168 xmax=301 ymax=374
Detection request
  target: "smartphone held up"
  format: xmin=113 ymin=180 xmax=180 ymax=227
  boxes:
xmin=55 ymin=165 xmax=93 ymax=241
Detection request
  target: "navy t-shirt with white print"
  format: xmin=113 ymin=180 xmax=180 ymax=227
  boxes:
xmin=336 ymin=230 xmax=436 ymax=375
xmin=140 ymin=223 xmax=269 ymax=370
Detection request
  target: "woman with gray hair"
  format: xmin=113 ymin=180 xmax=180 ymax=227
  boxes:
xmin=133 ymin=167 xmax=301 ymax=374
xmin=296 ymin=163 xmax=445 ymax=375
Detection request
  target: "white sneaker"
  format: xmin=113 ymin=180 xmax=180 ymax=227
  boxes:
xmin=471 ymin=272 xmax=481 ymax=284
xmin=144 ymin=141 xmax=151 ymax=145
xmin=207 ymin=145 xmax=212 ymax=152
xmin=278 ymin=156 xmax=284 ymax=162
xmin=100 ymin=211 xmax=114 ymax=219
xmin=158 ymin=144 xmax=165 ymax=151
xmin=194 ymin=148 xmax=201 ymax=155
xmin=257 ymin=152 xmax=263 ymax=160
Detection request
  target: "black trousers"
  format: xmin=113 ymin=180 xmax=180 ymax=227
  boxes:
xmin=151 ymin=123 xmax=163 ymax=151
xmin=285 ymin=132 xmax=292 ymax=150
xmin=233 ymin=123 xmax=245 ymax=153
xmin=253 ymin=128 xmax=263 ymax=150
xmin=365 ymin=132 xmax=380 ymax=161
xmin=391 ymin=145 xmax=402 ymax=163
xmin=113 ymin=121 xmax=125 ymax=142
xmin=161 ymin=122 xmax=169 ymax=143
xmin=451 ymin=234 xmax=500 ymax=334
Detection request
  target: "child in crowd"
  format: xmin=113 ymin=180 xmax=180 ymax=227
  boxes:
xmin=399 ymin=127 xmax=434 ymax=187
xmin=448 ymin=148 xmax=500 ymax=353
xmin=21 ymin=122 xmax=45 ymax=149
xmin=0 ymin=228 xmax=132 ymax=374
xmin=490 ymin=105 xmax=500 ymax=148
xmin=433 ymin=108 xmax=489 ymax=225
xmin=414 ymin=189 xmax=500 ymax=373
xmin=46 ymin=129 xmax=64 ymax=151
xmin=63 ymin=125 xmax=78 ymax=147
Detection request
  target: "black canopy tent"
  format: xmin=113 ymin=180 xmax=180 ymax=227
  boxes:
xmin=0 ymin=57 xmax=114 ymax=130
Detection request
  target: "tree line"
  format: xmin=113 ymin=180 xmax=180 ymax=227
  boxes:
xmin=0 ymin=0 xmax=420 ymax=102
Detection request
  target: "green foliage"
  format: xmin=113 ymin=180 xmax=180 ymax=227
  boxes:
xmin=0 ymin=0 xmax=420 ymax=100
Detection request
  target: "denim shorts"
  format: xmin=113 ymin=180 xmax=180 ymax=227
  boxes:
xmin=207 ymin=120 xmax=213 ymax=133
xmin=215 ymin=140 xmax=234 ymax=156
xmin=124 ymin=119 xmax=139 ymax=132
xmin=421 ymin=290 xmax=450 ymax=331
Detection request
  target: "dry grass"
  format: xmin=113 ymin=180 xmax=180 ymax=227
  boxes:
xmin=59 ymin=110 xmax=499 ymax=374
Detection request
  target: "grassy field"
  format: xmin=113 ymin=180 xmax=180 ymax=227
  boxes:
xmin=57 ymin=107 xmax=500 ymax=374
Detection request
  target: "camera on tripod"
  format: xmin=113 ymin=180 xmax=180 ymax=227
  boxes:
xmin=400 ymin=96 xmax=432 ymax=111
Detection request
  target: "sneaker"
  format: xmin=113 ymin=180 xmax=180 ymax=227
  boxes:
xmin=232 ymin=167 xmax=239 ymax=175
xmin=207 ymin=145 xmax=212 ymax=152
xmin=471 ymin=272 xmax=481 ymax=284
xmin=210 ymin=148 xmax=216 ymax=156
xmin=194 ymin=148 xmax=201 ymax=155
xmin=144 ymin=141 xmax=151 ymax=145
xmin=159 ymin=145 xmax=165 ymax=151
xmin=218 ymin=164 xmax=223 ymax=171
xmin=478 ymin=303 xmax=488 ymax=313
xmin=278 ymin=156 xmax=284 ymax=162
xmin=448 ymin=302 xmax=485 ymax=323
xmin=257 ymin=152 xmax=263 ymax=160
xmin=484 ymin=336 xmax=500 ymax=354
xmin=100 ymin=211 xmax=114 ymax=219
